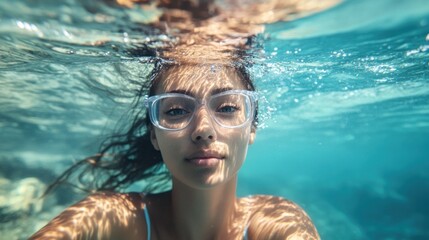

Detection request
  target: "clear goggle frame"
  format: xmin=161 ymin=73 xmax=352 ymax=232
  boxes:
xmin=144 ymin=90 xmax=258 ymax=131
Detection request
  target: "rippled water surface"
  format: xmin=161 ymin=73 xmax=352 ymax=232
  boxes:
xmin=1 ymin=0 xmax=428 ymax=239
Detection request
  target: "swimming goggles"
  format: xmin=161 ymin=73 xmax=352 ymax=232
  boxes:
xmin=144 ymin=90 xmax=258 ymax=131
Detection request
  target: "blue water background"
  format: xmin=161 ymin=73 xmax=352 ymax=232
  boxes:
xmin=0 ymin=0 xmax=428 ymax=239
xmin=240 ymin=0 xmax=429 ymax=239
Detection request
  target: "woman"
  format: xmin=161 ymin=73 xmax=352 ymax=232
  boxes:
xmin=29 ymin=0 xmax=339 ymax=237
xmin=29 ymin=58 xmax=320 ymax=239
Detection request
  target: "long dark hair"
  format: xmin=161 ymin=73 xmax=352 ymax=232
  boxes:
xmin=44 ymin=57 xmax=257 ymax=196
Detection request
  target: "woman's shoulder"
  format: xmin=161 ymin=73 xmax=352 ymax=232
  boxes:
xmin=65 ymin=191 xmax=148 ymax=215
xmin=240 ymin=195 xmax=320 ymax=240
xmin=88 ymin=191 xmax=148 ymax=207
xmin=241 ymin=195 xmax=310 ymax=214
xmin=29 ymin=191 xmax=148 ymax=239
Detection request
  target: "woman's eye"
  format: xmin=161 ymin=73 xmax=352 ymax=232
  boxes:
xmin=218 ymin=105 xmax=239 ymax=113
xmin=165 ymin=108 xmax=189 ymax=116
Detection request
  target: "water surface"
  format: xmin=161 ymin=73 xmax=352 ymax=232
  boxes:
xmin=1 ymin=0 xmax=428 ymax=239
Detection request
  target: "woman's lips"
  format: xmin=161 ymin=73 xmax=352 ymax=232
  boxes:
xmin=185 ymin=151 xmax=225 ymax=167
xmin=186 ymin=157 xmax=223 ymax=167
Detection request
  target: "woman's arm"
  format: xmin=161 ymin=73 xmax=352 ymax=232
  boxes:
xmin=247 ymin=195 xmax=320 ymax=240
xmin=29 ymin=192 xmax=146 ymax=240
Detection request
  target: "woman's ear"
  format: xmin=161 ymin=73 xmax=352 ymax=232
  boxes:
xmin=150 ymin=128 xmax=160 ymax=151
xmin=249 ymin=125 xmax=256 ymax=145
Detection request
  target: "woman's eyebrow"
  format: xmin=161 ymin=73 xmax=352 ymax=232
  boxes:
xmin=211 ymin=87 xmax=233 ymax=95
xmin=167 ymin=87 xmax=234 ymax=97
xmin=167 ymin=89 xmax=194 ymax=96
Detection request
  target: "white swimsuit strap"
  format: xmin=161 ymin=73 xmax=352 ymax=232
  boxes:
xmin=243 ymin=225 xmax=249 ymax=240
xmin=143 ymin=206 xmax=151 ymax=240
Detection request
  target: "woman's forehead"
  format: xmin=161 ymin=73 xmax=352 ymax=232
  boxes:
xmin=155 ymin=64 xmax=245 ymax=95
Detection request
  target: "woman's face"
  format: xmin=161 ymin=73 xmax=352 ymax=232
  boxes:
xmin=149 ymin=64 xmax=256 ymax=189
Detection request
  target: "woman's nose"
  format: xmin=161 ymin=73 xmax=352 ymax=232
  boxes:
xmin=191 ymin=107 xmax=217 ymax=143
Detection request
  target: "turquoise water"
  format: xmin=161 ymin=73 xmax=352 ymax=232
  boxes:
xmin=1 ymin=0 xmax=429 ymax=239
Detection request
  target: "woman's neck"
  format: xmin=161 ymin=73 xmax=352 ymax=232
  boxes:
xmin=170 ymin=175 xmax=239 ymax=240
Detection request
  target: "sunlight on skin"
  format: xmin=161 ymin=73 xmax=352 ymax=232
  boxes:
xmin=30 ymin=193 xmax=319 ymax=239
xmin=241 ymin=196 xmax=320 ymax=239
xmin=29 ymin=192 xmax=147 ymax=239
